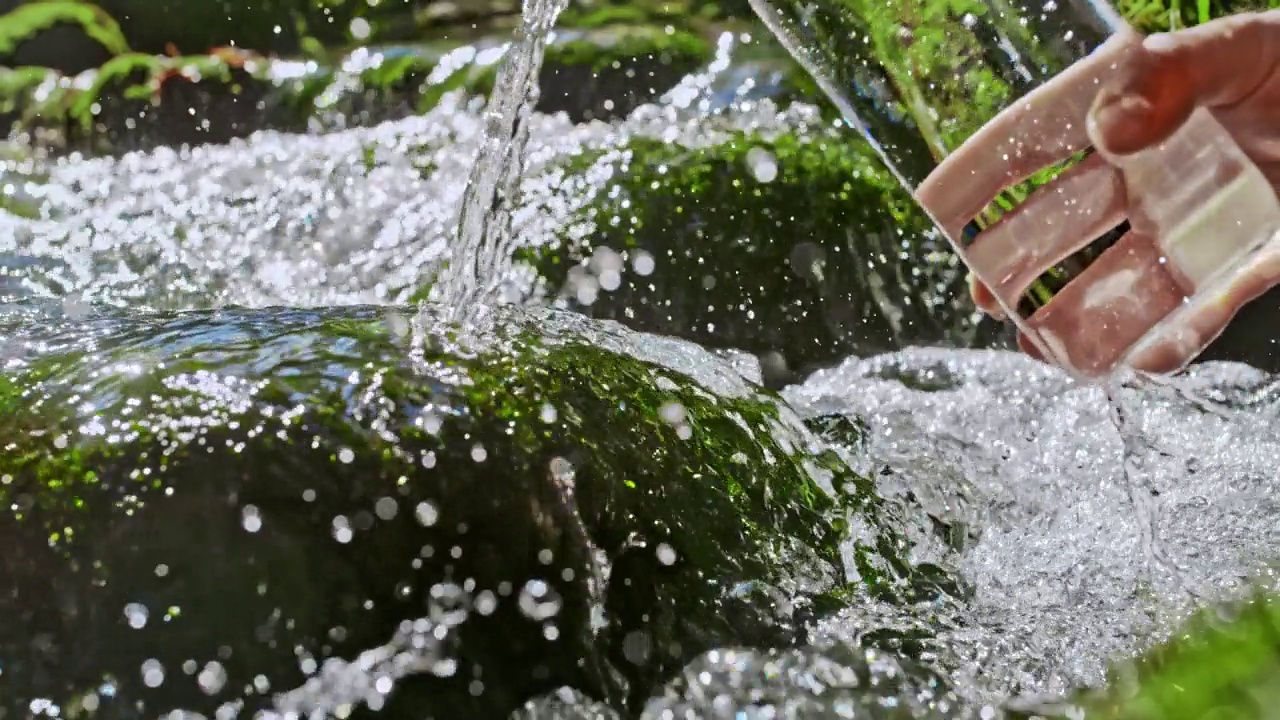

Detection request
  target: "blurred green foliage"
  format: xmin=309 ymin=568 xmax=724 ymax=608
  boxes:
xmin=0 ymin=1 xmax=128 ymax=55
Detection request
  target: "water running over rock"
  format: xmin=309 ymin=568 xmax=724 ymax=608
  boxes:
xmin=4 ymin=6 xmax=1280 ymax=718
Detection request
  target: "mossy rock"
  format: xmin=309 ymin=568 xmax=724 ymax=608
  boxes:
xmin=1 ymin=21 xmax=713 ymax=152
xmin=341 ymin=26 xmax=716 ymax=125
xmin=0 ymin=302 xmax=930 ymax=717
xmin=529 ymin=130 xmax=1007 ymax=383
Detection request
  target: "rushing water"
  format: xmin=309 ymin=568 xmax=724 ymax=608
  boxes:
xmin=4 ymin=15 xmax=1280 ymax=720
xmin=434 ymin=0 xmax=571 ymax=322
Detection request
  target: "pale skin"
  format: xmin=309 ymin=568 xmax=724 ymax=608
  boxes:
xmin=915 ymin=11 xmax=1280 ymax=375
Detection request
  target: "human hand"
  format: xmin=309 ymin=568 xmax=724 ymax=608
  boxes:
xmin=916 ymin=12 xmax=1280 ymax=376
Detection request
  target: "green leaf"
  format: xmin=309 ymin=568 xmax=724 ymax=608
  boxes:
xmin=0 ymin=0 xmax=129 ymax=57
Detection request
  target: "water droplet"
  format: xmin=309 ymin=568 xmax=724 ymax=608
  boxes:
xmin=632 ymin=251 xmax=656 ymax=276
xmin=518 ymin=579 xmax=562 ymax=620
xmin=660 ymin=402 xmax=686 ymax=425
xmin=141 ymin=659 xmax=165 ymax=688
xmin=198 ymin=661 xmax=227 ymax=695
xmin=416 ymin=501 xmax=439 ymax=527
xmin=428 ymin=583 xmax=471 ymax=627
xmin=241 ymin=504 xmax=263 ymax=533
xmin=349 ymin=17 xmax=372 ymax=40
xmin=332 ymin=515 xmax=353 ymax=544
xmin=746 ymin=147 xmax=777 ymax=183
xmin=375 ymin=496 xmax=398 ymax=520
xmin=549 ymin=456 xmax=575 ymax=486
xmin=540 ymin=403 xmax=558 ymax=423
xmin=656 ymin=543 xmax=678 ymax=566
xmin=124 ymin=603 xmax=149 ymax=629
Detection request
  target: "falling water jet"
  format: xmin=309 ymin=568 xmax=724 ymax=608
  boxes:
xmin=428 ymin=0 xmax=571 ymax=332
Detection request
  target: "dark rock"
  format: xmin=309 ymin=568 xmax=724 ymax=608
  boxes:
xmin=531 ymin=131 xmax=1008 ymax=385
xmin=0 ymin=302 xmax=922 ymax=718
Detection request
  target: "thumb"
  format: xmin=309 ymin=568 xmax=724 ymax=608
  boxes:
xmin=1087 ymin=11 xmax=1280 ymax=157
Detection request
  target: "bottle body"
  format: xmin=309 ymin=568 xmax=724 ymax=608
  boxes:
xmin=753 ymin=0 xmax=1280 ymax=378
xmin=1028 ymin=109 xmax=1280 ymax=376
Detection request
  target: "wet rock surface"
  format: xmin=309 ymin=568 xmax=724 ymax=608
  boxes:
xmin=0 ymin=301 xmax=935 ymax=717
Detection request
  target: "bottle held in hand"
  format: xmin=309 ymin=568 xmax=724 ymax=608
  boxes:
xmin=940 ymin=51 xmax=1280 ymax=379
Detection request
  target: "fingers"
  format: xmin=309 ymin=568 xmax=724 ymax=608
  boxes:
xmin=1007 ymin=231 xmax=1280 ymax=377
xmin=962 ymin=153 xmax=1127 ymax=308
xmin=1017 ymin=228 xmax=1191 ymax=377
xmin=915 ymin=29 xmax=1142 ymax=238
xmin=969 ymin=273 xmax=1003 ymax=319
xmin=1088 ymin=10 xmax=1280 ymax=157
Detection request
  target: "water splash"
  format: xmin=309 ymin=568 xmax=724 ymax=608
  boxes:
xmin=430 ymin=0 xmax=572 ymax=325
xmin=787 ymin=348 xmax=1280 ymax=706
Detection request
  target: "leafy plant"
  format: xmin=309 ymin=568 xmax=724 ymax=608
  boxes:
xmin=0 ymin=0 xmax=129 ymax=56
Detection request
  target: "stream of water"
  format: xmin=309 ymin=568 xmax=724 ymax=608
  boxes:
xmin=433 ymin=0 xmax=571 ymax=324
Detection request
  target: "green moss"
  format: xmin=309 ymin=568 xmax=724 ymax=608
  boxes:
xmin=558 ymin=0 xmax=708 ymax=29
xmin=0 ymin=303 xmax=926 ymax=715
xmin=1004 ymin=591 xmax=1280 ymax=719
xmin=528 ymin=130 xmax=997 ymax=375
xmin=1116 ymin=0 xmax=1277 ymax=32
xmin=0 ymin=66 xmax=52 ymax=119
xmin=558 ymin=4 xmax=655 ymax=28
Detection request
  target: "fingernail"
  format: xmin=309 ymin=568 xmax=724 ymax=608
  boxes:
xmin=1087 ymin=93 xmax=1154 ymax=156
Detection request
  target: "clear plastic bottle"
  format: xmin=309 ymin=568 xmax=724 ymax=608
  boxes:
xmin=999 ymin=107 xmax=1280 ymax=378
xmin=751 ymin=0 xmax=1280 ymax=378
